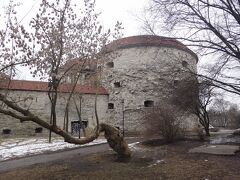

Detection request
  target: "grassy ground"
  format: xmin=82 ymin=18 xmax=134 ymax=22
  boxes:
xmin=0 ymin=140 xmax=240 ymax=180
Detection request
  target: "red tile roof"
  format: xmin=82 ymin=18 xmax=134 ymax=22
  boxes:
xmin=104 ymin=35 xmax=198 ymax=63
xmin=0 ymin=80 xmax=108 ymax=95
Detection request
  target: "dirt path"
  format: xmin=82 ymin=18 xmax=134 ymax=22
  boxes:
xmin=0 ymin=143 xmax=110 ymax=172
xmin=0 ymin=137 xmax=142 ymax=172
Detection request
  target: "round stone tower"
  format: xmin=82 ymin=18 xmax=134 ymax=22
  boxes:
xmin=100 ymin=35 xmax=198 ymax=134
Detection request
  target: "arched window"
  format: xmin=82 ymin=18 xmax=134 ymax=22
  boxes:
xmin=144 ymin=100 xmax=154 ymax=107
xmin=97 ymin=66 xmax=102 ymax=71
xmin=182 ymin=61 xmax=188 ymax=67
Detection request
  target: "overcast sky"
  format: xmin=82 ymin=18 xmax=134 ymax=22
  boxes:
xmin=0 ymin=0 xmax=238 ymax=103
xmin=96 ymin=0 xmax=148 ymax=36
xmin=0 ymin=0 xmax=148 ymax=37
xmin=0 ymin=0 xmax=149 ymax=80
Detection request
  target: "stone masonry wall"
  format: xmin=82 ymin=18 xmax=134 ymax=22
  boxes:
xmin=0 ymin=90 xmax=108 ymax=136
xmin=0 ymin=35 xmax=199 ymax=136
xmin=101 ymin=45 xmax=198 ymax=134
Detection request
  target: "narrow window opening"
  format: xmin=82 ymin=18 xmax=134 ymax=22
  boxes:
xmin=173 ymin=80 xmax=179 ymax=86
xmin=97 ymin=66 xmax=102 ymax=71
xmin=114 ymin=82 xmax=121 ymax=88
xmin=106 ymin=62 xmax=114 ymax=68
xmin=2 ymin=128 xmax=11 ymax=135
xmin=35 ymin=127 xmax=43 ymax=133
xmin=108 ymin=103 xmax=114 ymax=109
xmin=182 ymin=61 xmax=188 ymax=67
xmin=144 ymin=100 xmax=154 ymax=107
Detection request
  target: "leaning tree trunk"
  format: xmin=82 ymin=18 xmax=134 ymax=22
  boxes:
xmin=0 ymin=93 xmax=131 ymax=159
xmin=99 ymin=123 xmax=131 ymax=158
xmin=204 ymin=126 xmax=210 ymax=137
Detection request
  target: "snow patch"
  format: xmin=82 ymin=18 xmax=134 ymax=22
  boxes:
xmin=0 ymin=138 xmax=106 ymax=161
xmin=128 ymin=142 xmax=140 ymax=148
xmin=148 ymin=159 xmax=165 ymax=167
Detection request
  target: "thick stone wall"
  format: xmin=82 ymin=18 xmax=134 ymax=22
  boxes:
xmin=101 ymin=42 xmax=198 ymax=133
xmin=0 ymin=35 xmax=199 ymax=136
xmin=0 ymin=90 xmax=108 ymax=136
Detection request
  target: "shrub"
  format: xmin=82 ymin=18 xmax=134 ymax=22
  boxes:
xmin=144 ymin=104 xmax=185 ymax=143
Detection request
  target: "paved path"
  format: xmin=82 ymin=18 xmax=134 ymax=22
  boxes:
xmin=189 ymin=144 xmax=239 ymax=155
xmin=0 ymin=137 xmax=142 ymax=172
xmin=0 ymin=143 xmax=109 ymax=172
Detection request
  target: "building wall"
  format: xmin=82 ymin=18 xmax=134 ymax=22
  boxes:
xmin=0 ymin=90 xmax=108 ymax=136
xmin=0 ymin=35 xmax=199 ymax=136
xmin=101 ymin=45 xmax=198 ymax=134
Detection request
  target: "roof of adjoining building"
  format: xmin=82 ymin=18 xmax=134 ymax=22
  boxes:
xmin=0 ymin=80 xmax=108 ymax=95
xmin=104 ymin=35 xmax=198 ymax=62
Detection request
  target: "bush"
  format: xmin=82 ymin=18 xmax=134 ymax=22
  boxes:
xmin=144 ymin=104 xmax=185 ymax=143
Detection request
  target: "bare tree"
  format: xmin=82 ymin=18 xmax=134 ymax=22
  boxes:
xmin=209 ymin=99 xmax=240 ymax=128
xmin=0 ymin=0 xmax=130 ymax=159
xmin=142 ymin=0 xmax=240 ymax=97
xmin=145 ymin=0 xmax=240 ymax=60
xmin=210 ymin=98 xmax=230 ymax=127
xmin=172 ymin=77 xmax=214 ymax=136
xmin=0 ymin=1 xmax=34 ymax=79
xmin=144 ymin=103 xmax=185 ymax=142
xmin=227 ymin=104 xmax=240 ymax=128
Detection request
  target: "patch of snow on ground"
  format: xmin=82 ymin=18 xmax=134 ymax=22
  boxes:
xmin=128 ymin=142 xmax=140 ymax=148
xmin=0 ymin=138 xmax=106 ymax=161
xmin=128 ymin=142 xmax=150 ymax=152
xmin=148 ymin=159 xmax=165 ymax=167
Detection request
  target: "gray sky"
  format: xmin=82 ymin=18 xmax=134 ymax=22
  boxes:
xmin=0 ymin=0 xmax=148 ymax=80
xmin=96 ymin=0 xmax=148 ymax=36
xmin=1 ymin=0 xmax=238 ymax=104
xmin=0 ymin=0 xmax=148 ymax=37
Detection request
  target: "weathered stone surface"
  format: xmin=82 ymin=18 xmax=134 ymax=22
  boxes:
xmin=0 ymin=35 xmax=199 ymax=136
xmin=101 ymin=41 xmax=198 ymax=133
xmin=0 ymin=90 xmax=108 ymax=136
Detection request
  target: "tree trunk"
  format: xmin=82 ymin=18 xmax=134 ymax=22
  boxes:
xmin=99 ymin=123 xmax=131 ymax=159
xmin=204 ymin=126 xmax=210 ymax=137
